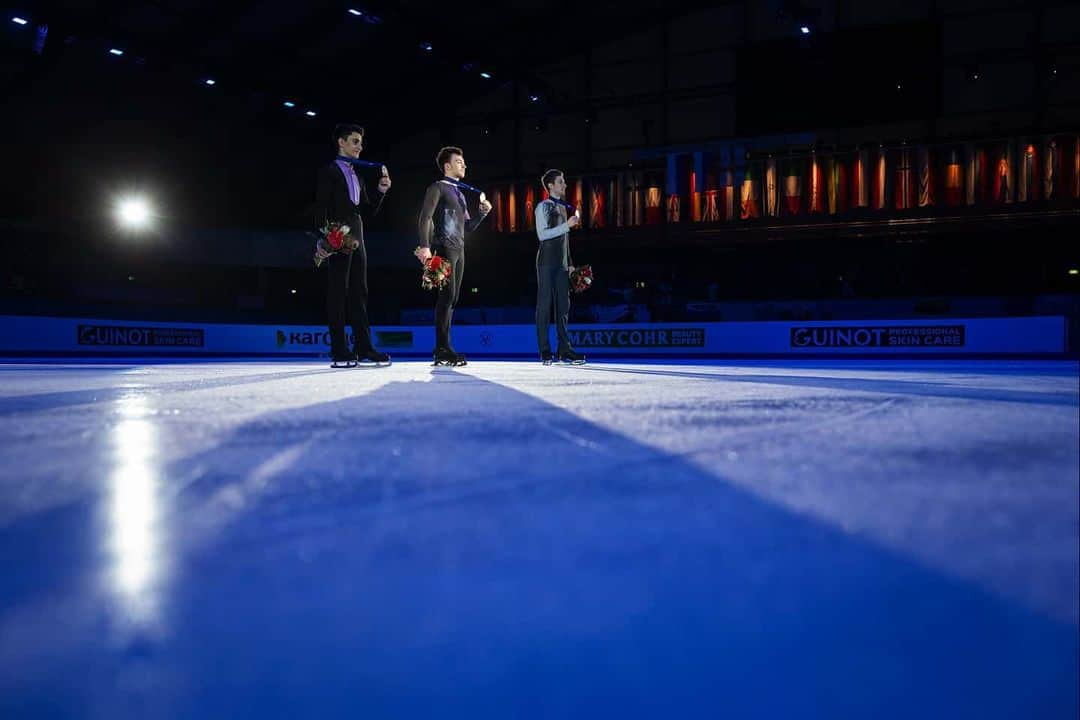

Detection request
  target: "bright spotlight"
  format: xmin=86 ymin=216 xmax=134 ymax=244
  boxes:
xmin=800 ymin=25 xmax=810 ymax=34
xmin=115 ymin=196 xmax=152 ymax=230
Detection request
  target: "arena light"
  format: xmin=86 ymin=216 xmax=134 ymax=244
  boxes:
xmin=479 ymin=71 xmax=492 ymax=79
xmin=800 ymin=25 xmax=810 ymax=34
xmin=305 ymin=110 xmax=317 ymax=117
xmin=348 ymin=8 xmax=362 ymax=16
xmin=1069 ymin=269 xmax=1078 ymax=276
xmin=109 ymin=48 xmax=124 ymax=56
xmin=283 ymin=100 xmax=295 ymax=108
xmin=115 ymin=196 xmax=153 ymax=230
xmin=12 ymin=16 xmax=28 ymax=25
xmin=204 ymin=78 xmax=216 ymax=86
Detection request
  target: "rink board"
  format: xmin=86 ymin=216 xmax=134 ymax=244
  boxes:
xmin=0 ymin=315 xmax=1066 ymax=357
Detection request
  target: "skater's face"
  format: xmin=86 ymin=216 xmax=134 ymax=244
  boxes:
xmin=549 ymin=174 xmax=567 ymax=198
xmin=338 ymin=132 xmax=364 ymax=159
xmin=443 ymin=153 xmax=466 ymax=179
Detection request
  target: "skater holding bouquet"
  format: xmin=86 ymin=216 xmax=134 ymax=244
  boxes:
xmin=534 ymin=169 xmax=586 ymax=365
xmin=314 ymin=123 xmax=392 ymax=367
xmin=415 ymin=146 xmax=491 ymax=366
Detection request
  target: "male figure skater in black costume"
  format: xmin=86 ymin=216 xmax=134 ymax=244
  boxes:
xmin=534 ymin=169 xmax=586 ymax=365
xmin=415 ymin=146 xmax=491 ymax=366
xmin=314 ymin=123 xmax=392 ymax=367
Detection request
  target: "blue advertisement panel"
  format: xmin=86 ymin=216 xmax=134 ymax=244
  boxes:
xmin=0 ymin=316 xmax=1067 ymax=356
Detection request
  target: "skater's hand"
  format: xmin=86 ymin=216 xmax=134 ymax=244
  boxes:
xmin=414 ymin=246 xmax=432 ymax=264
xmin=567 ymin=212 xmax=580 ymax=229
xmin=378 ymin=166 xmax=391 ymax=194
xmin=478 ymin=193 xmax=492 ymax=215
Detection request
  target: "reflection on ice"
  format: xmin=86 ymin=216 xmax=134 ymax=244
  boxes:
xmin=107 ymin=395 xmax=165 ymax=625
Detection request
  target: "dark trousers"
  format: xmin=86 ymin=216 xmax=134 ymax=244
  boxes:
xmin=434 ymin=245 xmax=465 ymax=350
xmin=326 ymin=243 xmax=373 ymax=357
xmin=536 ymin=264 xmax=572 ymax=354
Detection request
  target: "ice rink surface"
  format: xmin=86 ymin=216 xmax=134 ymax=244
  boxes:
xmin=0 ymin=358 xmax=1077 ymax=718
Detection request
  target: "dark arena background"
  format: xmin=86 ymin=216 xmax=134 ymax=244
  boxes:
xmin=1 ymin=1 xmax=1078 ymax=717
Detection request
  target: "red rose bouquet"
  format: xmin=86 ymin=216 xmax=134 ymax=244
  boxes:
xmin=570 ymin=264 xmax=594 ymax=293
xmin=421 ymin=254 xmax=453 ymax=290
xmin=314 ymin=222 xmax=359 ymax=267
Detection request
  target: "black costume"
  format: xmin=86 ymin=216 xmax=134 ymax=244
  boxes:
xmin=314 ymin=158 xmax=388 ymax=365
xmin=417 ymin=178 xmax=489 ymax=362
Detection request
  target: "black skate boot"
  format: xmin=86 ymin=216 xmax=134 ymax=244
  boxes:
xmin=558 ymin=348 xmax=587 ymax=365
xmin=433 ymin=346 xmax=467 ymax=367
xmin=355 ymin=348 xmax=391 ymax=366
xmin=448 ymin=348 xmax=467 ymax=366
xmin=330 ymin=352 xmax=357 ymax=368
